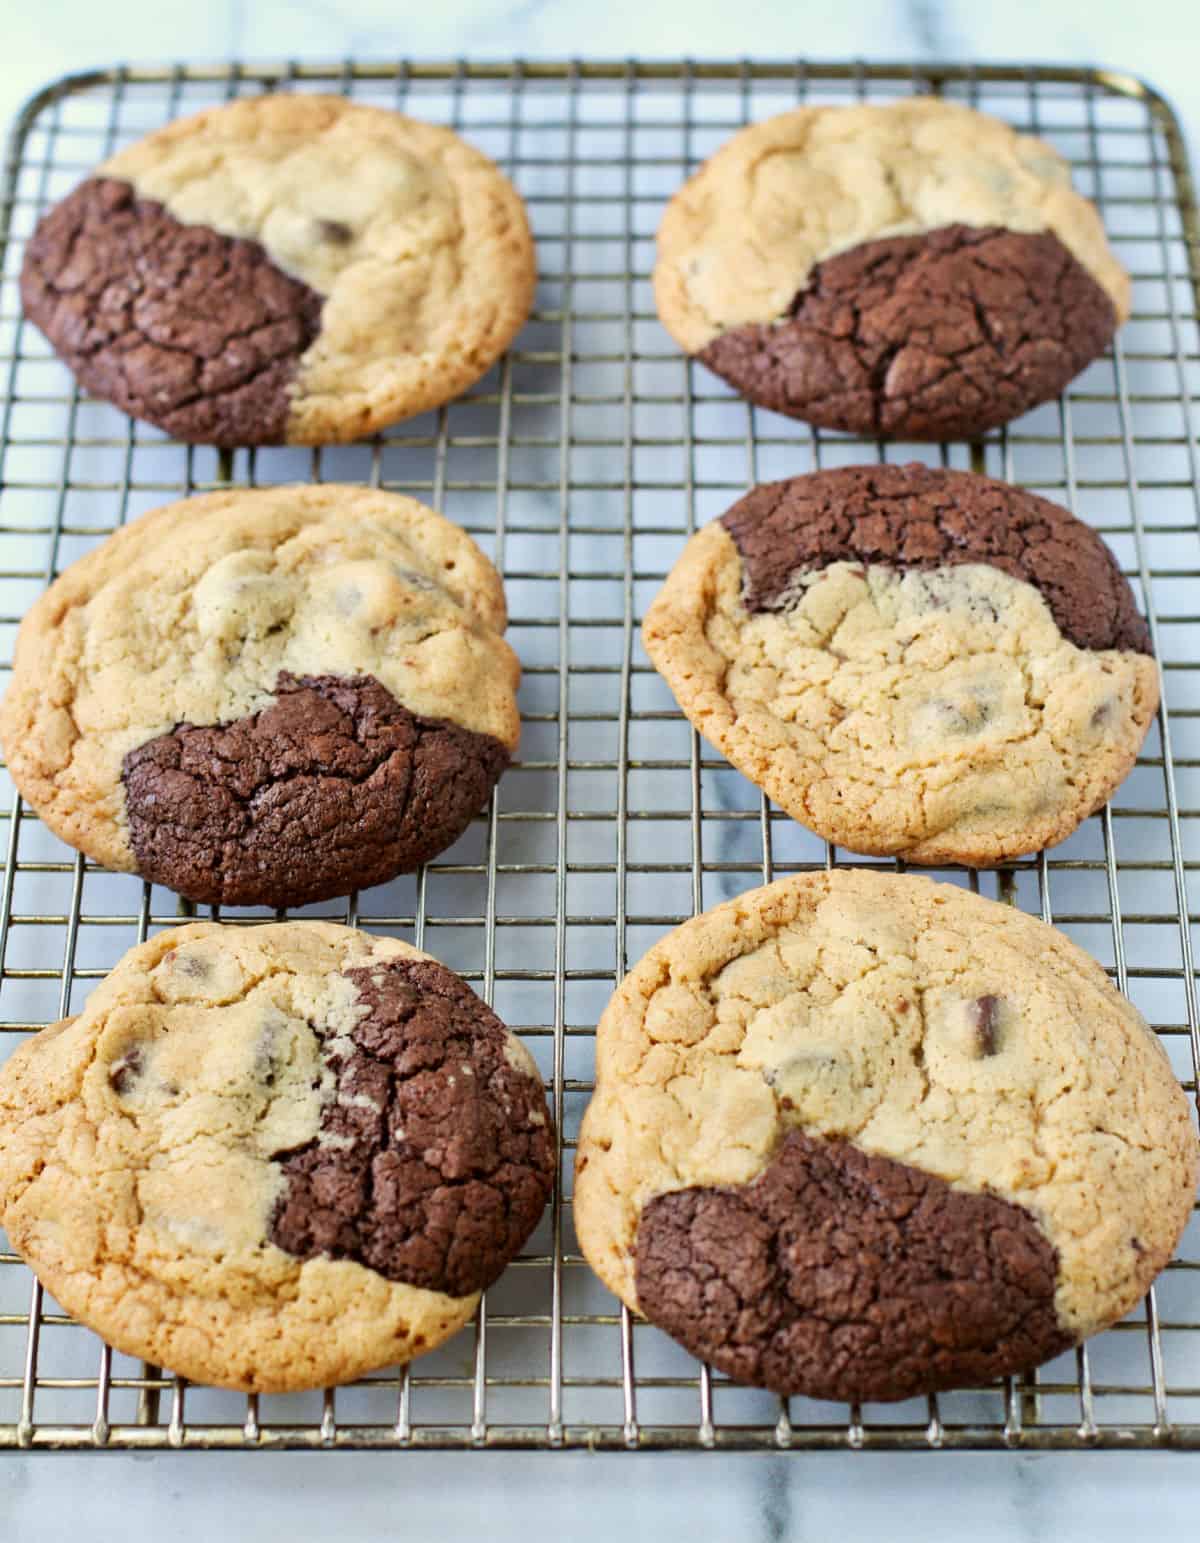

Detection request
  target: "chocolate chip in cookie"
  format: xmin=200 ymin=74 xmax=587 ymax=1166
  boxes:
xmin=967 ymin=994 xmax=1002 ymax=1057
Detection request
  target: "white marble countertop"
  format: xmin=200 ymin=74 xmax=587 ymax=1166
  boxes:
xmin=2 ymin=0 xmax=1199 ymax=165
xmin=2 ymin=1 xmax=1200 ymax=1538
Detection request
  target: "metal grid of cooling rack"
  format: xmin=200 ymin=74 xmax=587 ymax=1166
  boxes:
xmin=0 ymin=59 xmax=1197 ymax=1453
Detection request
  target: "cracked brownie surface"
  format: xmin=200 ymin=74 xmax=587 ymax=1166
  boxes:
xmin=0 ymin=921 xmax=555 ymax=1392
xmin=122 ymin=673 xmax=510 ymax=908
xmin=641 ymin=464 xmax=1158 ymax=867
xmin=721 ymin=461 xmax=1150 ymax=652
xmin=0 ymin=484 xmax=519 ymax=906
xmin=699 ymin=224 xmax=1117 ymax=440
xmin=20 ymin=94 xmax=536 ymax=445
xmin=270 ymin=952 xmax=553 ymax=1297
xmin=654 ymin=100 xmax=1128 ymax=438
xmin=574 ymin=870 xmax=1197 ymax=1401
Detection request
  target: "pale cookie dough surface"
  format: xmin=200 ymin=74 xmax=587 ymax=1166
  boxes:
xmin=0 ymin=921 xmax=555 ymax=1392
xmin=0 ymin=483 xmax=519 ymax=893
xmin=655 ymin=98 xmax=1129 ymax=352
xmin=643 ymin=468 xmax=1158 ymax=866
xmin=574 ymin=871 xmax=1197 ymax=1384
xmin=22 ymin=94 xmax=535 ymax=444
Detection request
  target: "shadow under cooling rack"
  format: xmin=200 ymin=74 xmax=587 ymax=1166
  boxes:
xmin=0 ymin=58 xmax=1198 ymax=1452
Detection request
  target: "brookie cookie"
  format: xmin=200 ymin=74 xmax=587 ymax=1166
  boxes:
xmin=20 ymin=94 xmax=536 ymax=445
xmin=0 ymin=484 xmax=520 ymax=907
xmin=0 ymin=921 xmax=555 ymax=1392
xmin=642 ymin=463 xmax=1158 ymax=866
xmin=655 ymin=99 xmax=1130 ymax=440
xmin=574 ymin=870 xmax=1198 ymax=1403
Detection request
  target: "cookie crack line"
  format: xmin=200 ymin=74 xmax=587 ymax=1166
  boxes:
xmin=697 ymin=225 xmax=1118 ymax=441
xmin=120 ymin=671 xmax=510 ymax=909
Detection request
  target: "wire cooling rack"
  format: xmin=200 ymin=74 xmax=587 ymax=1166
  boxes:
xmin=0 ymin=59 xmax=1196 ymax=1453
